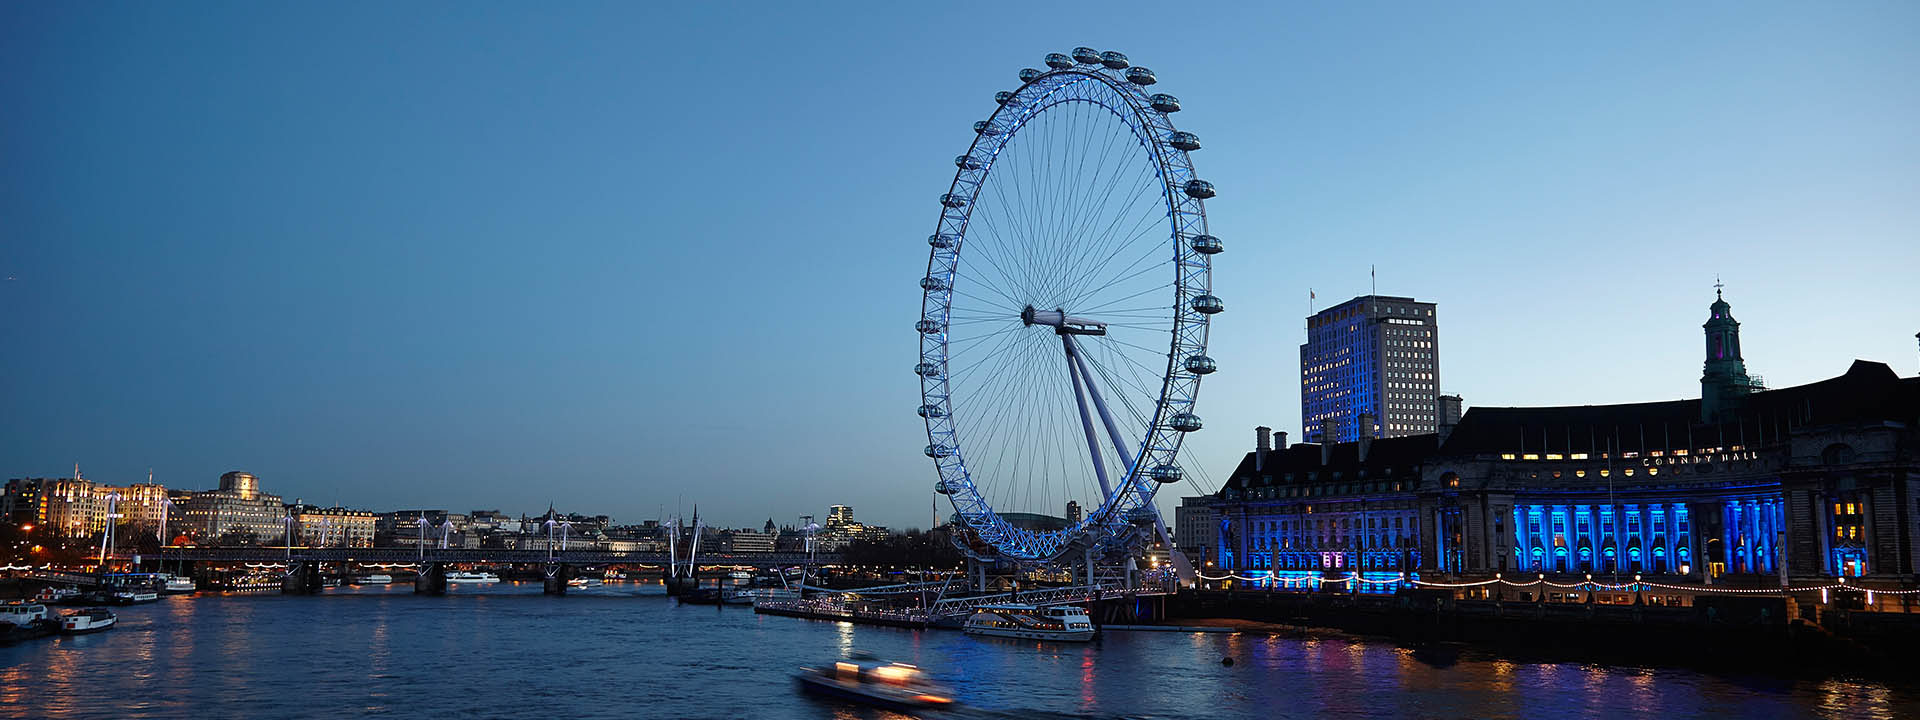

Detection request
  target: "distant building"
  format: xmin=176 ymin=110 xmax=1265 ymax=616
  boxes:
xmin=1174 ymin=495 xmax=1217 ymax=562
xmin=289 ymin=504 xmax=376 ymax=547
xmin=1301 ymin=295 xmax=1440 ymax=442
xmin=179 ymin=471 xmax=287 ymax=545
xmin=727 ymin=529 xmax=776 ymax=553
xmin=1065 ymin=501 xmax=1082 ymax=525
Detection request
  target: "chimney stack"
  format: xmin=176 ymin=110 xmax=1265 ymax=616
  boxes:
xmin=1436 ymin=394 xmax=1464 ymax=444
xmin=1255 ymin=426 xmax=1271 ymax=471
xmin=1357 ymin=413 xmax=1375 ymax=462
xmin=1275 ymin=430 xmax=1288 ymax=450
xmin=1320 ymin=419 xmax=1336 ymax=465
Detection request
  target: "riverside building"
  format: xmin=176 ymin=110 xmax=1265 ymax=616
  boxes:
xmin=1301 ymin=295 xmax=1440 ymax=443
xmin=1214 ymin=291 xmax=1920 ymax=601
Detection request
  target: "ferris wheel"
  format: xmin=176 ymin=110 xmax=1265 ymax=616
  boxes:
xmin=916 ymin=47 xmax=1223 ymax=565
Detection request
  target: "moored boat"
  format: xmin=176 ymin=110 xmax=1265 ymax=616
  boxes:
xmin=108 ymin=590 xmax=159 ymax=605
xmin=2 ymin=601 xmax=51 ymax=628
xmin=963 ymin=604 xmax=1095 ymax=642
xmin=566 ymin=577 xmax=604 ymax=588
xmin=794 ymin=656 xmax=957 ymax=712
xmin=159 ymin=574 xmax=197 ymax=594
xmin=60 ymin=608 xmax=116 ymax=634
xmin=445 ymin=571 xmax=500 ymax=584
xmin=356 ymin=574 xmax=394 ymax=585
xmin=33 ymin=586 xmax=83 ymax=605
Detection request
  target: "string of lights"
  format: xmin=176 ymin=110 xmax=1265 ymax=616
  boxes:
xmin=1196 ymin=571 xmax=1920 ymax=598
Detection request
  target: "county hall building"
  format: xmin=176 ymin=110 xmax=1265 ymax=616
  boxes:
xmin=1207 ymin=291 xmax=1920 ymax=600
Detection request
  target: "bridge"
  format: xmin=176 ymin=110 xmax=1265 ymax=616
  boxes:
xmin=154 ymin=546 xmax=842 ymax=596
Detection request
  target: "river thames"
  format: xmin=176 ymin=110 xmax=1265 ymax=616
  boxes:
xmin=2 ymin=583 xmax=1914 ymax=719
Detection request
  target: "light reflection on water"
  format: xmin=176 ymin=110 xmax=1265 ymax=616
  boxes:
xmin=0 ymin=584 xmax=1914 ymax=720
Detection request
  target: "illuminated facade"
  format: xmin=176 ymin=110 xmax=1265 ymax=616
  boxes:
xmin=179 ymin=471 xmax=287 ymax=545
xmin=291 ymin=505 xmax=377 ymax=547
xmin=1301 ymin=295 xmax=1439 ymax=442
xmin=1218 ymin=293 xmax=1920 ymax=596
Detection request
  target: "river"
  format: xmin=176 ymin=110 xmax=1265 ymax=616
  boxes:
xmin=2 ymin=582 xmax=1914 ymax=719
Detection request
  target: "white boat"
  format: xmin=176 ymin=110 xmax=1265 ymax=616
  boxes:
xmin=60 ymin=608 xmax=116 ymax=634
xmin=108 ymin=590 xmax=159 ymax=605
xmin=33 ymin=586 xmax=82 ymax=605
xmin=445 ymin=571 xmax=500 ymax=584
xmin=160 ymin=575 xmax=196 ymax=594
xmin=963 ymin=604 xmax=1095 ymax=642
xmin=1 ymin=601 xmax=50 ymax=627
xmin=727 ymin=571 xmax=753 ymax=580
xmin=567 ymin=577 xmax=604 ymax=588
xmin=356 ymin=574 xmax=394 ymax=585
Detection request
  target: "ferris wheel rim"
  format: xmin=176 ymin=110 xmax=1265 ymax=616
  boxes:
xmin=917 ymin=58 xmax=1216 ymax=563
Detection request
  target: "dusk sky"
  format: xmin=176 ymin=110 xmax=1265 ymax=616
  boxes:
xmin=3 ymin=3 xmax=1915 ymax=530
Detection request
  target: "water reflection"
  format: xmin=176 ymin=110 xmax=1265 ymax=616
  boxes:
xmin=0 ymin=586 xmax=1915 ymax=720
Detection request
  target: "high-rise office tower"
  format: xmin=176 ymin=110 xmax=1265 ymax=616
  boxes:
xmin=1300 ymin=295 xmax=1440 ymax=443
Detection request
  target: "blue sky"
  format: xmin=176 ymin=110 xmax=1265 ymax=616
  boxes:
xmin=3 ymin=3 xmax=1915 ymax=530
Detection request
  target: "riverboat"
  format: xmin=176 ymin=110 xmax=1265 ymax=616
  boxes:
xmin=962 ymin=604 xmax=1095 ymax=642
xmin=445 ymin=571 xmax=500 ymax=584
xmin=1 ymin=601 xmax=50 ymax=628
xmin=356 ymin=574 xmax=394 ymax=585
xmin=727 ymin=571 xmax=753 ymax=580
xmin=60 ymin=608 xmax=116 ymax=634
xmin=794 ymin=656 xmax=957 ymax=712
xmin=159 ymin=574 xmax=197 ymax=594
xmin=108 ymin=590 xmax=159 ymax=605
xmin=33 ymin=586 xmax=83 ymax=605
xmin=567 ymin=577 xmax=604 ymax=588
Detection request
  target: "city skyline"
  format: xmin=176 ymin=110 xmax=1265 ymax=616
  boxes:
xmin=4 ymin=3 xmax=1917 ymax=530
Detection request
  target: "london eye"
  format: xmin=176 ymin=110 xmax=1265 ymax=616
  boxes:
xmin=917 ymin=48 xmax=1222 ymax=566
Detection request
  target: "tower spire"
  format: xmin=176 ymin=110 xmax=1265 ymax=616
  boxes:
xmin=1701 ymin=284 xmax=1752 ymax=422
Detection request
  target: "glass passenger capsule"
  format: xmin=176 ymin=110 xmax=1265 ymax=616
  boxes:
xmin=1045 ymin=53 xmax=1074 ymax=69
xmin=1149 ymin=464 xmax=1183 ymax=484
xmin=994 ymin=91 xmax=1016 ymax=105
xmin=940 ymin=193 xmax=969 ymax=208
xmin=1126 ymin=507 xmax=1159 ymax=524
xmin=935 ymin=481 xmax=954 ymax=495
xmin=1150 ymin=94 xmax=1181 ymax=113
xmin=1072 ymin=47 xmax=1102 ymax=64
xmin=1183 ymin=354 xmax=1217 ymax=375
xmin=915 ymin=362 xmax=942 ymax=377
xmin=1125 ymin=66 xmax=1156 ymax=85
xmin=1167 ymin=132 xmax=1201 ymax=151
xmin=1099 ymin=51 xmax=1129 ymax=69
xmin=916 ymin=319 xmax=944 ymax=334
xmin=1019 ymin=68 xmax=1044 ymax=82
xmin=1169 ymin=412 xmax=1203 ymax=432
xmin=918 ymin=404 xmax=946 ymax=418
xmin=1190 ymin=234 xmax=1224 ymax=254
xmin=973 ymin=121 xmax=1000 ymax=135
xmin=925 ymin=445 xmax=954 ymax=458
xmin=1191 ymin=294 xmax=1224 ymax=314
xmin=928 ymin=233 xmax=955 ymax=248
xmin=920 ymin=276 xmax=949 ymax=291
xmin=1183 ymin=179 xmax=1215 ymax=199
